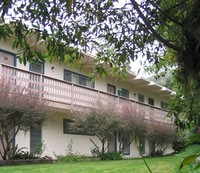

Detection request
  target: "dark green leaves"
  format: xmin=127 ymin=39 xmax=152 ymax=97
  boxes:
xmin=180 ymin=155 xmax=199 ymax=169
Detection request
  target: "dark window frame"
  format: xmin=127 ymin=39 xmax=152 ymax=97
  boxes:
xmin=118 ymin=132 xmax=130 ymax=155
xmin=118 ymin=88 xmax=129 ymax=98
xmin=0 ymin=49 xmax=16 ymax=67
xmin=139 ymin=136 xmax=145 ymax=155
xmin=64 ymin=69 xmax=94 ymax=88
xmin=29 ymin=61 xmax=45 ymax=74
xmin=107 ymin=84 xmax=116 ymax=95
xmin=138 ymin=94 xmax=145 ymax=103
xmin=148 ymin=97 xmax=154 ymax=106
xmin=63 ymin=119 xmax=93 ymax=136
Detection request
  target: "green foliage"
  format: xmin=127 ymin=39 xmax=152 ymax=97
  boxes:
xmin=66 ymin=140 xmax=74 ymax=156
xmin=180 ymin=155 xmax=199 ymax=170
xmin=7 ymin=145 xmax=38 ymax=160
xmin=100 ymin=152 xmax=122 ymax=161
xmin=0 ymin=0 xmax=199 ymax=84
xmin=168 ymin=79 xmax=200 ymax=130
xmin=56 ymin=155 xmax=78 ymax=163
xmin=151 ymin=150 xmax=164 ymax=157
xmin=56 ymin=154 xmax=93 ymax=163
xmin=175 ymin=145 xmax=200 ymax=172
xmin=172 ymin=138 xmax=186 ymax=154
xmin=32 ymin=141 xmax=46 ymax=157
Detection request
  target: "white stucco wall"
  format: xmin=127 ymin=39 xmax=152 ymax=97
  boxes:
xmin=15 ymin=113 xmax=102 ymax=159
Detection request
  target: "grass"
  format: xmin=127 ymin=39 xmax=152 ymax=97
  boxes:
xmin=0 ymin=145 xmax=200 ymax=173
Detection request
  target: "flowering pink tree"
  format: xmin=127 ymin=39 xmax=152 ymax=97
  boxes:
xmin=72 ymin=101 xmax=120 ymax=158
xmin=118 ymin=103 xmax=147 ymax=154
xmin=147 ymin=122 xmax=175 ymax=156
xmin=0 ymin=78 xmax=47 ymax=160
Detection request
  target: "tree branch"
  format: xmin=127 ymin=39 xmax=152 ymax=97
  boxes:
xmin=147 ymin=0 xmax=183 ymax=26
xmin=130 ymin=0 xmax=180 ymax=51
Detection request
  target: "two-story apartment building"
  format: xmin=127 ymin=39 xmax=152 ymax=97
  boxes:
xmin=0 ymin=38 xmax=173 ymax=159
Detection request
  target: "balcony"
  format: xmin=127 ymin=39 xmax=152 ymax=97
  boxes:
xmin=0 ymin=63 xmax=169 ymax=123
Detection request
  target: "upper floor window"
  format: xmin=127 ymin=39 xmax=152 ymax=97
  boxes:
xmin=0 ymin=50 xmax=16 ymax=66
xmin=138 ymin=94 xmax=145 ymax=103
xmin=148 ymin=97 xmax=154 ymax=106
xmin=118 ymin=88 xmax=129 ymax=98
xmin=161 ymin=102 xmax=168 ymax=109
xmin=30 ymin=62 xmax=44 ymax=74
xmin=107 ymin=84 xmax=116 ymax=95
xmin=64 ymin=70 xmax=94 ymax=88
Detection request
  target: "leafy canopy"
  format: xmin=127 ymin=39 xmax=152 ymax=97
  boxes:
xmin=0 ymin=0 xmax=199 ymax=82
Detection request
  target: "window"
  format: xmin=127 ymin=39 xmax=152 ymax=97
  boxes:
xmin=0 ymin=50 xmax=16 ymax=66
xmin=29 ymin=62 xmax=44 ymax=94
xmin=118 ymin=88 xmax=129 ymax=98
xmin=161 ymin=102 xmax=168 ymax=109
xmin=63 ymin=119 xmax=75 ymax=134
xmin=30 ymin=62 xmax=44 ymax=74
xmin=107 ymin=84 xmax=116 ymax=94
xmin=30 ymin=125 xmax=42 ymax=153
xmin=139 ymin=136 xmax=145 ymax=155
xmin=63 ymin=119 xmax=92 ymax=135
xmin=148 ymin=97 xmax=154 ymax=106
xmin=64 ymin=70 xmax=94 ymax=88
xmin=118 ymin=132 xmax=130 ymax=155
xmin=138 ymin=94 xmax=145 ymax=102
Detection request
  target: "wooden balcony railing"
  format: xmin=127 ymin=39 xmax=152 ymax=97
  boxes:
xmin=0 ymin=63 xmax=169 ymax=123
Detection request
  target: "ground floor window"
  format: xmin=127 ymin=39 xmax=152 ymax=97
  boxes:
xmin=63 ymin=119 xmax=92 ymax=135
xmin=30 ymin=126 xmax=42 ymax=153
xmin=139 ymin=136 xmax=145 ymax=154
xmin=118 ymin=132 xmax=130 ymax=155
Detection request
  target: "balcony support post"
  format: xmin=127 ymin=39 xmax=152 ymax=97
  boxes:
xmin=0 ymin=63 xmax=2 ymax=79
xmin=39 ymin=74 xmax=43 ymax=101
xmin=71 ymin=84 xmax=74 ymax=111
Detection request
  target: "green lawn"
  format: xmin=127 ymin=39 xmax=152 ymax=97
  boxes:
xmin=0 ymin=145 xmax=200 ymax=173
xmin=0 ymin=156 xmax=180 ymax=173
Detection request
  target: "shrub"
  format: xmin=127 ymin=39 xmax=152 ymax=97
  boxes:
xmin=151 ymin=150 xmax=164 ymax=157
xmin=172 ymin=139 xmax=185 ymax=153
xmin=56 ymin=154 xmax=92 ymax=163
xmin=100 ymin=152 xmax=122 ymax=160
xmin=147 ymin=122 xmax=175 ymax=156
xmin=7 ymin=145 xmax=38 ymax=160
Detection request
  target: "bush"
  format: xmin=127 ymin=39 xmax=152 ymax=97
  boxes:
xmin=56 ymin=154 xmax=92 ymax=163
xmin=100 ymin=152 xmax=122 ymax=160
xmin=8 ymin=145 xmax=38 ymax=160
xmin=56 ymin=155 xmax=78 ymax=163
xmin=172 ymin=139 xmax=185 ymax=153
xmin=151 ymin=150 xmax=164 ymax=157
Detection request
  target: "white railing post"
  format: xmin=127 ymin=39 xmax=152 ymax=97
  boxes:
xmin=39 ymin=74 xmax=43 ymax=100
xmin=71 ymin=84 xmax=74 ymax=110
xmin=0 ymin=63 xmax=2 ymax=79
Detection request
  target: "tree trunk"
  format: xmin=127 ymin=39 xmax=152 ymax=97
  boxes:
xmin=181 ymin=0 xmax=200 ymax=85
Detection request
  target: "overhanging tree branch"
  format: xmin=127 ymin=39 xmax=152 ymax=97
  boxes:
xmin=131 ymin=0 xmax=180 ymax=51
xmin=147 ymin=0 xmax=183 ymax=26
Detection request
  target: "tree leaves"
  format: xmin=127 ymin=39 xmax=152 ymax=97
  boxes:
xmin=180 ymin=154 xmax=199 ymax=169
xmin=0 ymin=0 xmax=199 ymax=82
